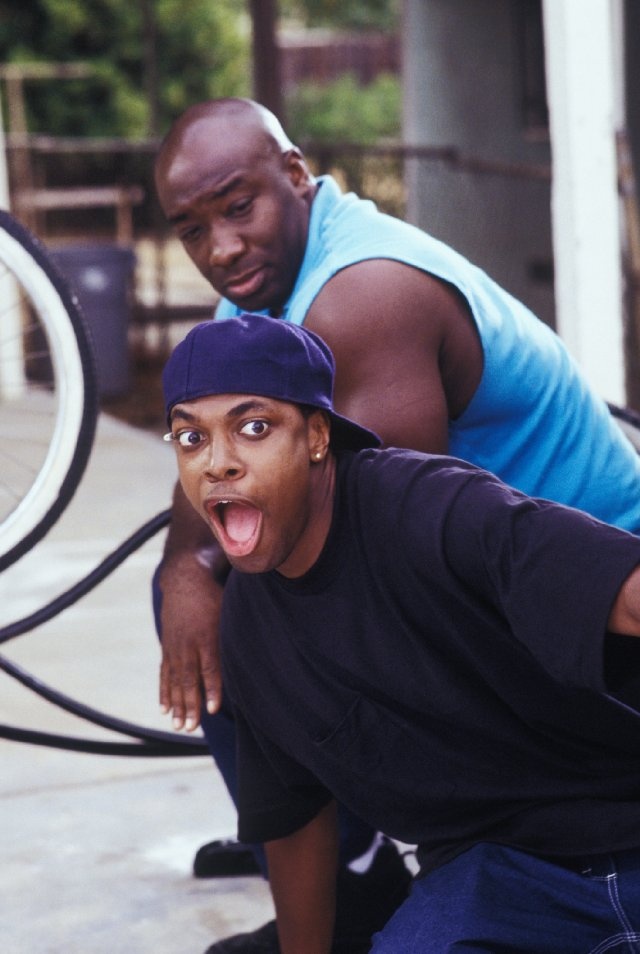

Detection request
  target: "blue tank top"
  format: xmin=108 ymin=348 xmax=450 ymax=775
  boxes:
xmin=216 ymin=176 xmax=640 ymax=531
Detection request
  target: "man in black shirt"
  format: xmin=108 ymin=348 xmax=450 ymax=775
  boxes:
xmin=162 ymin=312 xmax=640 ymax=954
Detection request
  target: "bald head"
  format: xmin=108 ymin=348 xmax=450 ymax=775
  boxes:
xmin=156 ymin=98 xmax=296 ymax=180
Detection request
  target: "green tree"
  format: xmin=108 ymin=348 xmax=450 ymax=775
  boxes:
xmin=0 ymin=0 xmax=249 ymax=137
xmin=287 ymin=72 xmax=400 ymax=144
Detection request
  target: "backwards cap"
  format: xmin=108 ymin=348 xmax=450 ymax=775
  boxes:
xmin=162 ymin=313 xmax=381 ymax=452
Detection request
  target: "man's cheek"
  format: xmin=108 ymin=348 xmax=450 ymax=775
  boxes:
xmin=178 ymin=474 xmax=201 ymax=516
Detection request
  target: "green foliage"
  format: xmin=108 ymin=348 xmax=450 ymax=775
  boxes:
xmin=286 ymin=72 xmax=401 ymax=144
xmin=0 ymin=0 xmax=400 ymax=140
xmin=0 ymin=0 xmax=250 ymax=137
xmin=154 ymin=0 xmax=250 ymax=125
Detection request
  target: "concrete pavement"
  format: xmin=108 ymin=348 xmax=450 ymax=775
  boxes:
xmin=0 ymin=411 xmax=273 ymax=953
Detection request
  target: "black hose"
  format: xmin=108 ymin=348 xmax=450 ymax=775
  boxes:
xmin=0 ymin=509 xmax=172 ymax=644
xmin=0 ymin=651 xmax=209 ymax=752
xmin=0 ymin=723 xmax=207 ymax=756
xmin=609 ymin=403 xmax=640 ymax=429
xmin=0 ymin=508 xmax=210 ymax=756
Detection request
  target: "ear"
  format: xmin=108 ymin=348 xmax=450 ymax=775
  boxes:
xmin=307 ymin=410 xmax=331 ymax=462
xmin=283 ymin=148 xmax=315 ymax=190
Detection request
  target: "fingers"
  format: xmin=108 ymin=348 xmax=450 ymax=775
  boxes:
xmin=156 ymin=564 xmax=225 ymax=731
xmin=181 ymin=672 xmax=203 ymax=732
xmin=201 ymin=658 xmax=223 ymax=715
xmin=159 ymin=653 xmax=172 ymax=716
xmin=159 ymin=653 xmax=203 ymax=732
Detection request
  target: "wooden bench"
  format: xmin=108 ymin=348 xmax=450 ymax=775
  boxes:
xmin=14 ymin=185 xmax=144 ymax=244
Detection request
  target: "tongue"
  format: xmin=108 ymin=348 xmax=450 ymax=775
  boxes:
xmin=223 ymin=502 xmax=260 ymax=544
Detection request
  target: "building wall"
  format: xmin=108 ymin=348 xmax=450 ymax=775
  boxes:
xmin=402 ymin=0 xmax=555 ymax=327
xmin=279 ymin=29 xmax=399 ymax=91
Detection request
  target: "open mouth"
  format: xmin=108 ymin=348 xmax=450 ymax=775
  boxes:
xmin=207 ymin=499 xmax=263 ymax=558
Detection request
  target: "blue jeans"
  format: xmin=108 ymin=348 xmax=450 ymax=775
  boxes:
xmin=371 ymin=842 xmax=640 ymax=953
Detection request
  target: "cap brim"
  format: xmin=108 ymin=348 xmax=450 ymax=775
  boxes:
xmin=329 ymin=412 xmax=381 ymax=451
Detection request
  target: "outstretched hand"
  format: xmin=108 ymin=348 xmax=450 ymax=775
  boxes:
xmin=158 ymin=538 xmax=226 ymax=731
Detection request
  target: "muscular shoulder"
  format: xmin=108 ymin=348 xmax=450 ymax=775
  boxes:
xmin=305 ymin=259 xmax=457 ymax=347
xmin=303 ymin=259 xmax=483 ymax=439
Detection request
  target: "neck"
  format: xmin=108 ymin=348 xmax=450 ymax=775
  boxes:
xmin=277 ymin=453 xmax=337 ymax=579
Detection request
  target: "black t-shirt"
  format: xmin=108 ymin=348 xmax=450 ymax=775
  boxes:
xmin=221 ymin=449 xmax=640 ymax=874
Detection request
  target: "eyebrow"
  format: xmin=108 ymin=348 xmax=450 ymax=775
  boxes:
xmin=226 ymin=399 xmax=273 ymax=418
xmin=167 ymin=175 xmax=247 ymax=226
xmin=170 ymin=398 xmax=275 ymax=424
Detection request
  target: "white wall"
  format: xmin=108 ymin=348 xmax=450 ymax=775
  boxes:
xmin=543 ymin=0 xmax=625 ymax=404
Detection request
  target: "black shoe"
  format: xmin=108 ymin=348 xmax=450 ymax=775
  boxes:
xmin=203 ymin=839 xmax=411 ymax=954
xmin=193 ymin=838 xmax=262 ymax=878
xmin=204 ymin=920 xmax=279 ymax=954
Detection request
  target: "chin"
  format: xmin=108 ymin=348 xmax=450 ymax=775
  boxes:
xmin=227 ymin=553 xmax=273 ymax=574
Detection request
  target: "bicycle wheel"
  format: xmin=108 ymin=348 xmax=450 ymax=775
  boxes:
xmin=0 ymin=210 xmax=97 ymax=571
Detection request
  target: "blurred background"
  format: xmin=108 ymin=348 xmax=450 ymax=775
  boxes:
xmin=0 ymin=0 xmax=403 ymax=434
xmin=1 ymin=0 xmax=639 ymax=422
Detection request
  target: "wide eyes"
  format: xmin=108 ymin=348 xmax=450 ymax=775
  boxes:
xmin=239 ymin=419 xmax=269 ymax=437
xmin=174 ymin=429 xmax=203 ymax=447
xmin=162 ymin=429 xmax=203 ymax=447
xmin=164 ymin=419 xmax=270 ymax=447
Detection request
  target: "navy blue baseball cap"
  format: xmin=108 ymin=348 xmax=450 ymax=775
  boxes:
xmin=162 ymin=313 xmax=381 ymax=452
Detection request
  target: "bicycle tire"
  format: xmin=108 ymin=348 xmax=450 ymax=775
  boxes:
xmin=0 ymin=211 xmax=97 ymax=570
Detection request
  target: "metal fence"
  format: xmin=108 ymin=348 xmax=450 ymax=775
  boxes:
xmin=4 ymin=132 xmax=553 ymax=335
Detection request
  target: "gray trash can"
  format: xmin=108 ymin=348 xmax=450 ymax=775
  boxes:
xmin=52 ymin=244 xmax=136 ymax=398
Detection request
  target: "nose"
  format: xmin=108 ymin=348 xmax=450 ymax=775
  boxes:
xmin=209 ymin=224 xmax=245 ymax=268
xmin=203 ymin=435 xmax=244 ymax=483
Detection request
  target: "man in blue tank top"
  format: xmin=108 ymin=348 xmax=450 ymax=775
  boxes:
xmin=152 ymin=98 xmax=640 ymax=953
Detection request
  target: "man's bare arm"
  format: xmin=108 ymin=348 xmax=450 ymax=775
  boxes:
xmin=265 ymin=801 xmax=339 ymax=954
xmin=305 ymin=259 xmax=483 ymax=453
xmin=608 ymin=563 xmax=640 ymax=636
xmin=158 ymin=481 xmax=229 ymax=729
